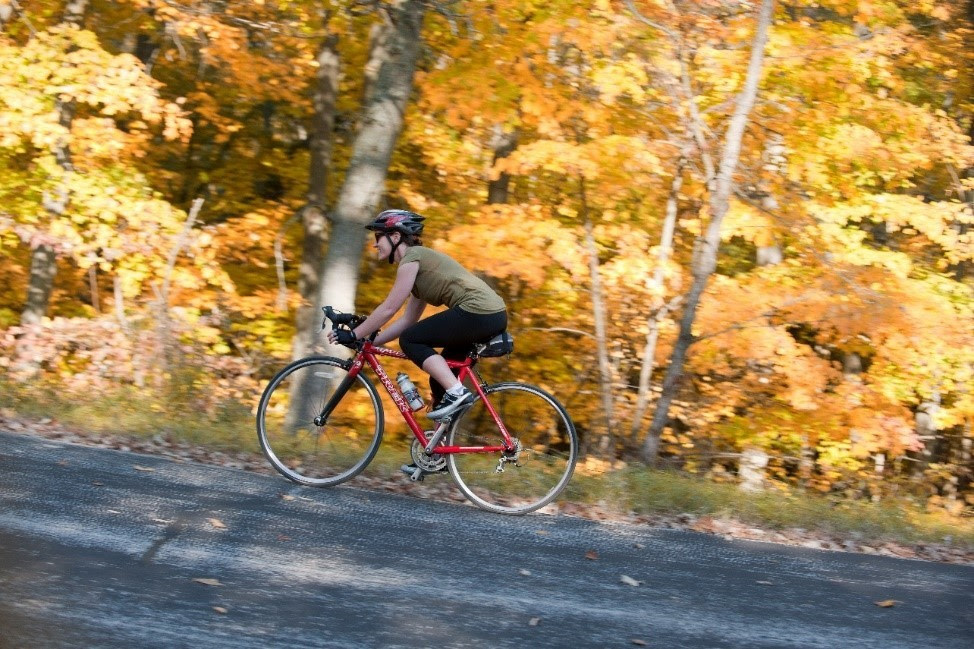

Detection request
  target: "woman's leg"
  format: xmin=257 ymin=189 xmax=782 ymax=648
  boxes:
xmin=422 ymin=355 xmax=462 ymax=394
xmin=400 ymin=308 xmax=507 ymax=398
xmin=428 ymin=345 xmax=468 ymax=404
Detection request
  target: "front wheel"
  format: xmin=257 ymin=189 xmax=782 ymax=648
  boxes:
xmin=256 ymin=356 xmax=384 ymax=487
xmin=447 ymin=382 xmax=578 ymax=514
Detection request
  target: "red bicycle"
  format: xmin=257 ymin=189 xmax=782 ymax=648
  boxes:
xmin=256 ymin=307 xmax=579 ymax=514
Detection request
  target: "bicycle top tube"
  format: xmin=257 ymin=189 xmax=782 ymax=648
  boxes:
xmin=361 ymin=342 xmax=474 ymax=369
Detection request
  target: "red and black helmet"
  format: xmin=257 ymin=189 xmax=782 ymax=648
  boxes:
xmin=365 ymin=209 xmax=425 ymax=237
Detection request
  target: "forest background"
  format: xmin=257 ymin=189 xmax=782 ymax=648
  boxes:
xmin=1 ymin=0 xmax=972 ymax=532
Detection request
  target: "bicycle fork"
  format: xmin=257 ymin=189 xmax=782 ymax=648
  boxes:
xmin=313 ymin=369 xmax=357 ymax=427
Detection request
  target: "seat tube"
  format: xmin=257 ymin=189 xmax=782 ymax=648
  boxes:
xmin=461 ymin=367 xmax=516 ymax=450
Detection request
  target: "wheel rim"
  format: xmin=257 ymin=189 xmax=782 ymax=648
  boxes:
xmin=257 ymin=358 xmax=383 ymax=486
xmin=448 ymin=383 xmax=577 ymax=514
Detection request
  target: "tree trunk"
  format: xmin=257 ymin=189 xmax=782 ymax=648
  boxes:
xmin=21 ymin=244 xmax=58 ymax=326
xmin=583 ymin=206 xmax=615 ymax=457
xmin=487 ymin=126 xmax=518 ymax=205
xmin=314 ymin=0 xmax=425 ymax=324
xmin=63 ymin=0 xmax=88 ymax=24
xmin=363 ymin=19 xmax=392 ymax=106
xmin=292 ymin=32 xmax=339 ymax=360
xmin=629 ymin=158 xmax=685 ymax=443
xmin=0 ymin=1 xmax=19 ymax=29
xmin=642 ymin=0 xmax=776 ymax=464
xmin=19 ymin=2 xmax=88 ymax=325
xmin=916 ymin=392 xmax=941 ymax=464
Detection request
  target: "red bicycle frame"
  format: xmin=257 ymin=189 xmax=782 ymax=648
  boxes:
xmin=342 ymin=341 xmax=516 ymax=455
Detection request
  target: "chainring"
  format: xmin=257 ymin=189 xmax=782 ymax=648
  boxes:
xmin=410 ymin=437 xmax=447 ymax=472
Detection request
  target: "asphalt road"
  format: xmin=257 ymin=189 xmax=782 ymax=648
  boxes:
xmin=0 ymin=431 xmax=971 ymax=649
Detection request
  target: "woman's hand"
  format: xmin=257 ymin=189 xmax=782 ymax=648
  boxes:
xmin=326 ymin=329 xmax=358 ymax=347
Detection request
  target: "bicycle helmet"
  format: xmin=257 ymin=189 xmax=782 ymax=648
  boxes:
xmin=366 ymin=209 xmax=425 ymax=263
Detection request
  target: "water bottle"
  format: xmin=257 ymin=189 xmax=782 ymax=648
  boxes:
xmin=396 ymin=372 xmax=425 ymax=411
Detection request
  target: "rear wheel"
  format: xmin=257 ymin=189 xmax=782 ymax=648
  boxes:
xmin=447 ymin=382 xmax=578 ymax=514
xmin=256 ymin=356 xmax=383 ymax=486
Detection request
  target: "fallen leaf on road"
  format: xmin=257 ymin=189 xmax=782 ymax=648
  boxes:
xmin=620 ymin=575 xmax=642 ymax=587
xmin=585 ymin=550 xmax=599 ymax=560
xmin=92 ymin=481 xmax=104 ymax=486
xmin=208 ymin=518 xmax=227 ymax=529
xmin=756 ymin=580 xmax=774 ymax=585
xmin=277 ymin=534 xmax=292 ymax=542
xmin=57 ymin=460 xmax=69 ymax=466
xmin=280 ymin=494 xmax=295 ymax=501
xmin=535 ymin=530 xmax=549 ymax=536
xmin=519 ymin=569 xmax=532 ymax=576
xmin=633 ymin=543 xmax=645 ymax=549
xmin=193 ymin=578 xmax=223 ymax=587
xmin=631 ymin=640 xmax=648 ymax=647
xmin=875 ymin=599 xmax=900 ymax=608
xmin=133 ymin=465 xmax=156 ymax=472
xmin=212 ymin=606 xmax=228 ymax=614
xmin=528 ymin=617 xmax=541 ymax=626
xmin=692 ymin=515 xmax=716 ymax=533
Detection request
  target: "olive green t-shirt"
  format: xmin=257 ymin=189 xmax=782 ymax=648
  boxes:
xmin=399 ymin=246 xmax=505 ymax=315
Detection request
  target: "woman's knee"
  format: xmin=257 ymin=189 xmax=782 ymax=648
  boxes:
xmin=403 ymin=345 xmax=435 ymax=367
xmin=399 ymin=332 xmax=434 ymax=367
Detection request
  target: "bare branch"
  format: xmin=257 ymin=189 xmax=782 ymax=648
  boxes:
xmin=624 ymin=0 xmax=679 ymax=42
xmin=273 ymin=213 xmax=299 ymax=313
xmin=160 ymin=198 xmax=204 ymax=307
xmin=521 ymin=326 xmax=597 ymax=341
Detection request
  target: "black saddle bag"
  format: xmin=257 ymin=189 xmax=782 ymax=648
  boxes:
xmin=478 ymin=332 xmax=514 ymax=357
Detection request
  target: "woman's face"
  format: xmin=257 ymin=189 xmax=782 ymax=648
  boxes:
xmin=373 ymin=231 xmax=398 ymax=258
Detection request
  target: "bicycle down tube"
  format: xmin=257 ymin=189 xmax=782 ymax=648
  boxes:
xmin=358 ymin=342 xmax=516 ymax=455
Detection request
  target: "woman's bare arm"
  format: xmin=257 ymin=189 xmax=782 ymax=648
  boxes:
xmin=349 ymin=261 xmax=419 ymax=339
xmin=373 ymin=295 xmax=426 ymax=345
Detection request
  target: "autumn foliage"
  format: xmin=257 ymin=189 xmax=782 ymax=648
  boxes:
xmin=0 ymin=0 xmax=971 ymax=512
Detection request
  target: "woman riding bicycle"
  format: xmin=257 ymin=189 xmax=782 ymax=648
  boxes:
xmin=326 ymin=209 xmax=508 ymax=421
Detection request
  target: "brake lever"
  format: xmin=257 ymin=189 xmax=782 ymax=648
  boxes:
xmin=321 ymin=306 xmax=337 ymax=332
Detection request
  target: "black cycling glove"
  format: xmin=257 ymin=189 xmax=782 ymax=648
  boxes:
xmin=334 ymin=329 xmax=358 ymax=347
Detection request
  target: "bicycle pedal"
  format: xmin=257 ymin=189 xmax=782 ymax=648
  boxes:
xmin=409 ymin=467 xmax=426 ymax=482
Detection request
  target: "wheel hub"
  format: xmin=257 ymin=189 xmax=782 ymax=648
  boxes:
xmin=496 ymin=437 xmax=522 ymax=472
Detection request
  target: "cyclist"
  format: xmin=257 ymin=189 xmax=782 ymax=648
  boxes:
xmin=326 ymin=209 xmax=508 ymax=421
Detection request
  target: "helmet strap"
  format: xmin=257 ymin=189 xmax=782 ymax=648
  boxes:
xmin=386 ymin=233 xmax=403 ymax=264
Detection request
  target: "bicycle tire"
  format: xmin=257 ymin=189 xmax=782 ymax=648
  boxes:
xmin=256 ymin=356 xmax=384 ymax=487
xmin=447 ymin=382 xmax=578 ymax=515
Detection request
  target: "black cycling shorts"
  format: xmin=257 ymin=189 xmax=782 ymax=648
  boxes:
xmin=399 ymin=307 xmax=507 ymax=398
